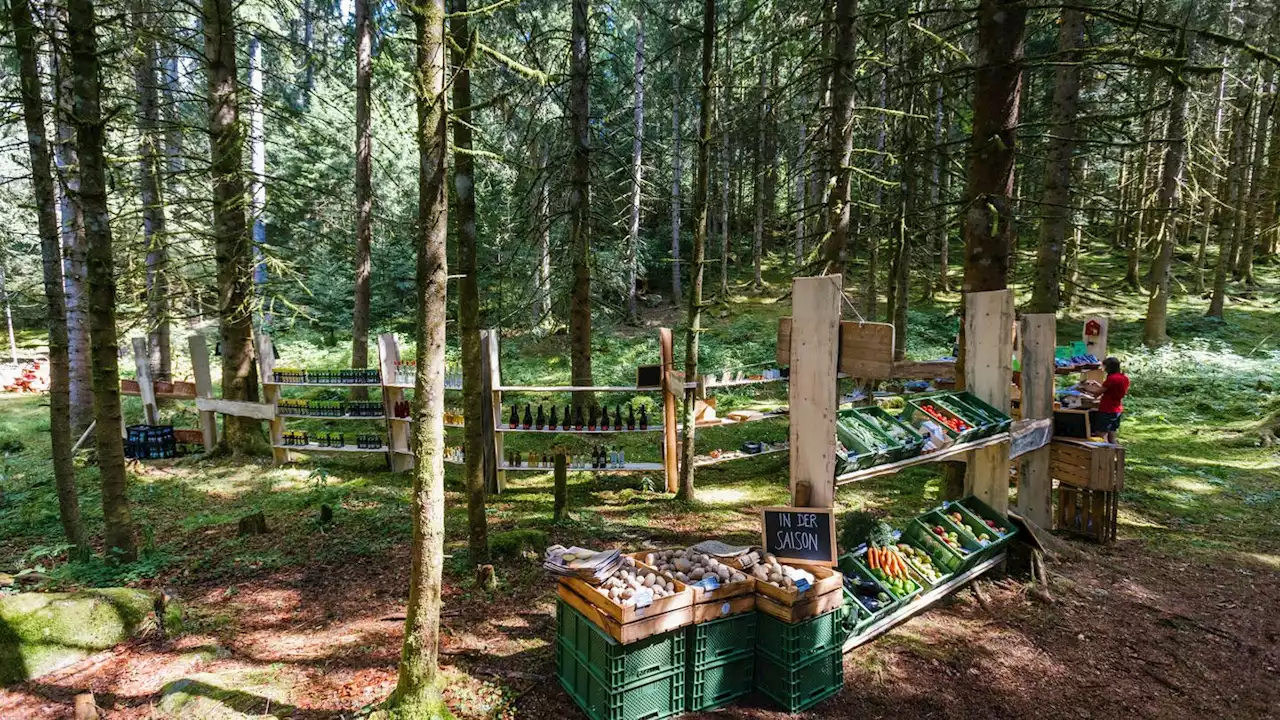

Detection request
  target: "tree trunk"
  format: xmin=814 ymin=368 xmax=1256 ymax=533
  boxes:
xmin=1127 ymin=74 xmax=1157 ymax=290
xmin=760 ymin=57 xmax=778 ymax=257
xmin=671 ymin=57 xmax=683 ymax=302
xmin=1237 ymin=71 xmax=1272 ymax=285
xmin=568 ymin=0 xmax=593 ymax=404
xmin=68 ymin=0 xmax=138 ymax=562
xmin=794 ymin=104 xmax=807 ymax=268
xmin=352 ymin=0 xmax=374 ymax=397
xmin=925 ymin=79 xmax=944 ymax=300
xmin=11 ymin=0 xmax=88 ymax=559
xmin=133 ymin=0 xmax=172 ymax=381
xmin=302 ymin=0 xmax=315 ymax=103
xmin=1208 ymin=96 xmax=1250 ymax=318
xmin=961 ymin=0 xmax=1027 ymax=294
xmin=533 ymin=144 xmax=551 ymax=327
xmin=677 ymin=0 xmax=715 ymax=502
xmin=392 ymin=0 xmax=452 ymax=715
xmin=248 ymin=35 xmax=268 ymax=317
xmin=1143 ymin=53 xmax=1191 ymax=346
xmin=451 ymin=0 xmax=490 ymax=567
xmin=0 ymin=258 xmax=15 ymax=365
xmin=1029 ymin=7 xmax=1084 ymax=314
xmin=751 ymin=59 xmax=768 ymax=288
xmin=51 ymin=21 xmax=94 ymax=435
xmin=627 ymin=10 xmax=644 ymax=324
xmin=719 ymin=44 xmax=731 ymax=298
xmin=204 ymin=0 xmax=261 ymax=451
xmin=1262 ymin=73 xmax=1280 ymax=259
xmin=866 ymin=62 xmax=888 ymax=315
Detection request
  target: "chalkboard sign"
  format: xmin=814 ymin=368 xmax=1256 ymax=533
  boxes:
xmin=636 ymin=364 xmax=662 ymax=389
xmin=760 ymin=506 xmax=837 ymax=566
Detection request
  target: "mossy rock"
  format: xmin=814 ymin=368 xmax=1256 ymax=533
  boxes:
xmin=0 ymin=588 xmax=172 ymax=686
xmin=158 ymin=668 xmax=297 ymax=719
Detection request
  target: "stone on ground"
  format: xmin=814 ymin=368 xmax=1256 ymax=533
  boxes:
xmin=158 ymin=668 xmax=297 ymax=719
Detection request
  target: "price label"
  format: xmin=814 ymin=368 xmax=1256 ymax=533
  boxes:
xmin=720 ymin=601 xmax=731 ymax=616
xmin=633 ymin=587 xmax=654 ymax=609
xmin=795 ymin=577 xmax=812 ymax=594
xmin=696 ymin=575 xmax=721 ymax=591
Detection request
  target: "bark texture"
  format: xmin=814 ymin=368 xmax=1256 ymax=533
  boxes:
xmin=133 ymin=0 xmax=171 ymax=381
xmin=204 ymin=0 xmax=261 ymax=450
xmin=1143 ymin=55 xmax=1191 ymax=347
xmin=68 ymin=0 xmax=138 ymax=562
xmin=393 ymin=0 xmax=453 ymax=714
xmin=12 ymin=0 xmax=88 ymax=559
xmin=450 ymin=0 xmax=490 ymax=566
xmin=1029 ymin=7 xmax=1084 ymax=313
xmin=567 ymin=0 xmax=594 ymax=402
xmin=627 ymin=11 xmax=644 ymax=324
xmin=677 ymin=0 xmax=715 ymax=502
xmin=352 ymin=0 xmax=374 ymax=386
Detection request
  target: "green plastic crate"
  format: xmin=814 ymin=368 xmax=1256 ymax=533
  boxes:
xmin=754 ymin=646 xmax=844 ymax=713
xmin=956 ymin=495 xmax=1019 ymax=544
xmin=755 ymin=604 xmax=845 ymax=666
xmin=901 ymin=519 xmax=965 ymax=575
xmin=919 ymin=509 xmax=986 ymax=569
xmin=846 ymin=553 xmax=923 ymax=606
xmin=947 ymin=391 xmax=1012 ymax=434
xmin=928 ymin=393 xmax=998 ymax=439
xmin=557 ymin=641 xmax=685 ymax=720
xmin=685 ymin=653 xmax=753 ymax=713
xmin=904 ymin=397 xmax=982 ymax=443
xmin=852 ymin=406 xmax=924 ymax=460
xmin=686 ymin=612 xmax=756 ymax=669
xmin=836 ymin=411 xmax=893 ymax=469
xmin=838 ymin=553 xmax=900 ymax=620
xmin=557 ymin=598 xmax=686 ymax=688
xmin=842 ymin=586 xmax=875 ymax=641
xmin=941 ymin=499 xmax=1017 ymax=555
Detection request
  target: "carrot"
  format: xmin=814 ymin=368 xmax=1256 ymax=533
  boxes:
xmin=873 ymin=547 xmax=883 ymax=570
xmin=867 ymin=547 xmax=877 ymax=569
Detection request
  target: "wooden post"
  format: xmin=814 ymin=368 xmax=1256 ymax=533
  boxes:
xmin=659 ymin=327 xmax=679 ymax=493
xmin=188 ymin=335 xmax=218 ymax=451
xmin=379 ymin=333 xmax=414 ymax=472
xmin=486 ymin=329 xmax=506 ymax=493
xmin=132 ymin=337 xmax=158 ymax=425
xmin=480 ymin=330 xmax=500 ymax=494
xmin=1017 ymin=314 xmax=1055 ymax=528
xmin=963 ymin=290 xmax=1014 ymax=514
xmin=257 ymin=332 xmax=289 ymax=464
xmin=553 ymin=452 xmax=568 ymax=521
xmin=788 ymin=276 xmax=842 ymax=508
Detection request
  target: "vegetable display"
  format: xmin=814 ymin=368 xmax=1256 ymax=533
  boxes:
xmin=751 ymin=554 xmax=816 ymax=590
xmin=930 ymin=523 xmax=969 ymax=553
xmin=896 ymin=543 xmax=942 ymax=583
xmin=945 ymin=509 xmax=1002 ymax=545
xmin=919 ymin=402 xmax=970 ymax=433
xmin=865 ymin=545 xmax=920 ymax=598
xmin=593 ymin=556 xmax=677 ymax=605
xmin=643 ymin=548 xmax=749 ymax=585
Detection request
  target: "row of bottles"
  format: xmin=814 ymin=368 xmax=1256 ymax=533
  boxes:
xmin=506 ymin=403 xmax=648 ymax=431
xmin=504 ymin=447 xmax=627 ymax=469
xmin=393 ymin=360 xmax=463 ymax=389
xmin=446 ymin=446 xmax=465 ymax=463
xmin=277 ymin=399 xmax=383 ymax=418
xmin=273 ymin=368 xmax=381 ymax=385
xmin=389 ymin=401 xmax=464 ymax=426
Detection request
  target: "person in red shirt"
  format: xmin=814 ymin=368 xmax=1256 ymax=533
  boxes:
xmin=1088 ymin=357 xmax=1129 ymax=443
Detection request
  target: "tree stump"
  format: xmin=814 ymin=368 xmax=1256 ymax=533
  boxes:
xmin=237 ymin=512 xmax=268 ymax=536
xmin=475 ymin=564 xmax=497 ymax=590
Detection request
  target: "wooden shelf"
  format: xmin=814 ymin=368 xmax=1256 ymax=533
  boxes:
xmin=388 ymin=417 xmax=464 ymax=428
xmin=835 ymin=433 xmax=1010 ymax=485
xmin=843 ymin=552 xmax=1006 ymax=652
xmin=680 ymin=410 xmax=788 ymax=431
xmin=273 ymin=443 xmax=387 ymax=454
xmin=498 ymin=462 xmax=663 ymax=472
xmin=699 ymin=375 xmax=788 ymax=389
xmin=496 ymin=385 xmax=659 ymax=393
xmin=265 ymin=381 xmax=383 ymax=388
xmin=495 ymin=425 xmax=663 ymax=434
xmin=383 ymin=382 xmax=462 ymax=390
xmin=278 ymin=413 xmax=386 ymax=421
xmin=693 ymin=444 xmax=788 ymax=468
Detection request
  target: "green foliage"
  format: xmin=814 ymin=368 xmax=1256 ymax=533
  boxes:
xmin=488 ymin=528 xmax=548 ymax=558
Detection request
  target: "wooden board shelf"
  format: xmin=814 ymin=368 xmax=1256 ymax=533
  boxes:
xmin=496 ymin=384 xmax=659 ymax=393
xmin=835 ymin=432 xmax=1010 ymax=485
xmin=273 ymin=443 xmax=388 ymax=454
xmin=264 ymin=381 xmax=383 ymax=388
xmin=498 ymin=462 xmax=663 ymax=472
xmin=388 ymin=417 xmax=464 ymax=428
xmin=843 ymin=552 xmax=1006 ymax=652
xmin=495 ymin=425 xmax=664 ymax=434
xmin=278 ymin=413 xmax=386 ymax=421
xmin=693 ymin=444 xmax=788 ymax=468
xmin=679 ymin=410 xmax=789 ymax=432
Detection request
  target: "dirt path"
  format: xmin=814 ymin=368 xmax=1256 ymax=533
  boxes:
xmin=3 ymin=538 xmax=1277 ymax=719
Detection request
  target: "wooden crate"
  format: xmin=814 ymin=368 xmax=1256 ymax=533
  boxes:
xmin=556 ymin=563 xmax=694 ymax=644
xmin=628 ymin=551 xmax=756 ymax=623
xmin=1051 ymin=439 xmax=1124 ymax=492
xmin=753 ymin=563 xmax=843 ymax=623
xmin=1056 ymin=484 xmax=1117 ymax=543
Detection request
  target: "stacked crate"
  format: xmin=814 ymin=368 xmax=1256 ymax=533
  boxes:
xmin=685 ymin=612 xmax=757 ymax=712
xmin=1051 ymin=439 xmax=1124 ymax=543
xmin=555 ymin=599 xmax=688 ymax=720
xmin=752 ymin=563 xmax=845 ymax=712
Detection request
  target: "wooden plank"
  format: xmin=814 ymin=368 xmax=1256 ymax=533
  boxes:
xmin=889 ymin=360 xmax=956 ymax=381
xmin=479 ymin=330 xmax=499 ymax=491
xmin=659 ymin=327 xmax=679 ymax=493
xmin=556 ymin=583 xmax=691 ymax=645
xmin=837 ymin=321 xmax=895 ymax=378
xmin=836 ymin=433 xmax=1013 ymax=485
xmin=258 ymin=333 xmax=289 ymax=464
xmin=189 ymin=335 xmax=217 ymax=451
xmin=132 ymin=337 xmax=158 ymax=425
xmin=692 ymin=593 xmax=756 ymax=623
xmin=561 ymin=563 xmax=693 ymax=624
xmin=1016 ymin=313 xmax=1055 ymax=528
xmin=776 ymin=317 xmax=792 ymax=366
xmin=378 ymin=333 xmax=413 ymax=473
xmin=195 ymin=397 xmax=277 ymax=421
xmin=788 ymin=276 xmax=842 ymax=508
xmin=755 ymin=588 xmax=844 ymax=623
xmin=963 ymin=289 xmax=1014 ymax=515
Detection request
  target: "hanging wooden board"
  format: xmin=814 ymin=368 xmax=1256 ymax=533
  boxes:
xmin=776 ymin=317 xmax=793 ymax=367
xmin=838 ymin=321 xmax=895 ymax=379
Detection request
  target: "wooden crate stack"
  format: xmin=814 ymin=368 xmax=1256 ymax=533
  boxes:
xmin=753 ymin=563 xmax=844 ymax=623
xmin=1051 ymin=439 xmax=1123 ymax=543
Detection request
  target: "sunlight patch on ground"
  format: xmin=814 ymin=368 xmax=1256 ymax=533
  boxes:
xmin=1237 ymin=551 xmax=1280 ymax=569
xmin=1164 ymin=476 xmax=1226 ymax=495
xmin=696 ymin=487 xmax=751 ymax=505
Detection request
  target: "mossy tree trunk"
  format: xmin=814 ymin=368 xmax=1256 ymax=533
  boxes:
xmin=133 ymin=0 xmax=172 ymax=382
xmin=351 ymin=0 xmax=373 ymax=398
xmin=450 ymin=0 xmax=489 ymax=566
xmin=11 ymin=0 xmax=88 ymax=561
xmin=677 ymin=0 xmax=715 ymax=502
xmin=204 ymin=0 xmax=261 ymax=452
xmin=567 ymin=0 xmax=594 ymax=407
xmin=68 ymin=0 xmax=138 ymax=562
xmin=1143 ymin=41 xmax=1190 ymax=347
xmin=391 ymin=0 xmax=452 ymax=715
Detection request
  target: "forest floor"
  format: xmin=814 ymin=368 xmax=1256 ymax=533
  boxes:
xmin=1 ymin=258 xmax=1278 ymax=719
